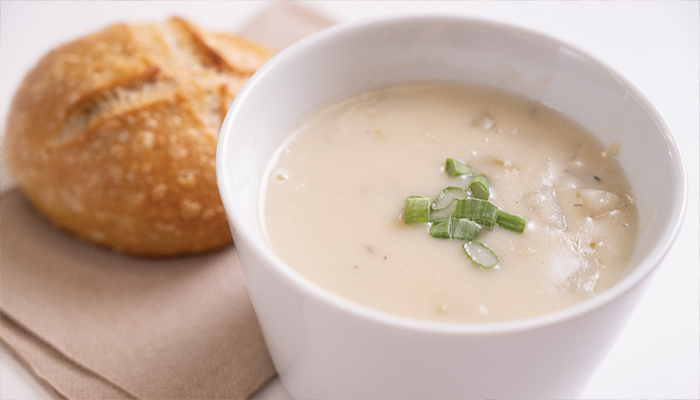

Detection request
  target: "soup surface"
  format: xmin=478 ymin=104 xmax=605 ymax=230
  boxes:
xmin=261 ymin=83 xmax=638 ymax=322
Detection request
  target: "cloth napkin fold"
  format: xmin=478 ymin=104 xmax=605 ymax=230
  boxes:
xmin=0 ymin=3 xmax=334 ymax=398
xmin=2 ymin=189 xmax=273 ymax=399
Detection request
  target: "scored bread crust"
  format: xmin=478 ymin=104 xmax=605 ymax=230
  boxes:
xmin=3 ymin=17 xmax=275 ymax=257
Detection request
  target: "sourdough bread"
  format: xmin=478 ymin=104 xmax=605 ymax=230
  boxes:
xmin=3 ymin=17 xmax=275 ymax=257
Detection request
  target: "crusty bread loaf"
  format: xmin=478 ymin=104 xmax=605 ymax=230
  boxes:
xmin=3 ymin=17 xmax=275 ymax=257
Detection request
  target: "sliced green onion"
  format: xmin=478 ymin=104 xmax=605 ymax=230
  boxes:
xmin=455 ymin=198 xmax=498 ymax=227
xmin=469 ymin=174 xmax=490 ymax=200
xmin=403 ymin=159 xmax=528 ymax=271
xmin=463 ymin=240 xmax=499 ymax=269
xmin=405 ymin=196 xmax=430 ymax=223
xmin=452 ymin=218 xmax=481 ymax=241
xmin=496 ymin=210 xmax=528 ymax=233
xmin=429 ymin=201 xmax=457 ymax=220
xmin=445 ymin=158 xmax=472 ymax=177
xmin=429 ymin=216 xmax=452 ymax=239
xmin=431 ymin=186 xmax=467 ymax=211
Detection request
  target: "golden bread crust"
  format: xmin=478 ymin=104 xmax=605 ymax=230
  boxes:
xmin=4 ymin=17 xmax=275 ymax=257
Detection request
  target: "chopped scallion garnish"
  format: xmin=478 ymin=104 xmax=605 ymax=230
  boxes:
xmin=405 ymin=196 xmax=430 ymax=223
xmin=445 ymin=158 xmax=472 ymax=177
xmin=496 ymin=210 xmax=528 ymax=233
xmin=429 ymin=216 xmax=452 ymax=239
xmin=452 ymin=218 xmax=481 ymax=241
xmin=432 ymin=186 xmax=467 ymax=211
xmin=403 ymin=158 xmax=527 ymax=270
xmin=429 ymin=201 xmax=457 ymax=220
xmin=455 ymin=198 xmax=498 ymax=227
xmin=469 ymin=174 xmax=490 ymax=200
xmin=463 ymin=240 xmax=499 ymax=269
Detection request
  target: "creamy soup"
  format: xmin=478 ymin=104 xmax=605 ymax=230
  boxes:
xmin=260 ymin=83 xmax=638 ymax=323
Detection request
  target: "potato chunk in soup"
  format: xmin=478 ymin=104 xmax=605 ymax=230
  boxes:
xmin=261 ymin=83 xmax=637 ymax=323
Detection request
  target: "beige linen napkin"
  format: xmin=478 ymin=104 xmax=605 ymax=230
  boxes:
xmin=0 ymin=3 xmax=334 ymax=399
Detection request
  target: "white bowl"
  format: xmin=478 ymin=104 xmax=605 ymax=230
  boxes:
xmin=217 ymin=15 xmax=686 ymax=399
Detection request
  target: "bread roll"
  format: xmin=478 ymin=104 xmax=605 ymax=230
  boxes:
xmin=3 ymin=17 xmax=275 ymax=257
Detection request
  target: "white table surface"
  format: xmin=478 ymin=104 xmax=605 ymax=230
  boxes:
xmin=1 ymin=2 xmax=697 ymax=399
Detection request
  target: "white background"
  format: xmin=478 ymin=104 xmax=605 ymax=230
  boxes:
xmin=1 ymin=2 xmax=697 ymax=399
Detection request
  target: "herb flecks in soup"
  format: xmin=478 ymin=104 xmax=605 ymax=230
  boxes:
xmin=261 ymin=83 xmax=638 ymax=323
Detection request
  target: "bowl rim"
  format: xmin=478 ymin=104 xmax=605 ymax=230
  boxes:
xmin=217 ymin=13 xmax=688 ymax=335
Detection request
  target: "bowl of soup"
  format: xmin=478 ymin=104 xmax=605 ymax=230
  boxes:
xmin=217 ymin=15 xmax=686 ymax=399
